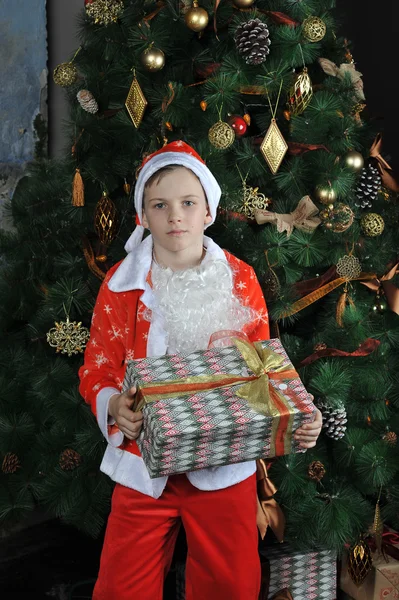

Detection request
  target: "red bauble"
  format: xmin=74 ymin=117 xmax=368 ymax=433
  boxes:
xmin=84 ymin=0 xmax=94 ymax=5
xmin=227 ymin=115 xmax=247 ymax=137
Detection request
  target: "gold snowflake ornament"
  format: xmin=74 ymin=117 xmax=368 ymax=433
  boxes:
xmin=47 ymin=317 xmax=90 ymax=357
xmin=240 ymin=182 xmax=271 ymax=219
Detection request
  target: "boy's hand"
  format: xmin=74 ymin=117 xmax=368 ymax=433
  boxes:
xmin=108 ymin=387 xmax=143 ymax=440
xmin=294 ymin=406 xmax=323 ymax=449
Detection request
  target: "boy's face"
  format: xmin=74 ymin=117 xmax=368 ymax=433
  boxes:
xmin=142 ymin=167 xmax=212 ymax=256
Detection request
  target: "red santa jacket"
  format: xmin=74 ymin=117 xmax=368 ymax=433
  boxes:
xmin=79 ymin=249 xmax=270 ymax=458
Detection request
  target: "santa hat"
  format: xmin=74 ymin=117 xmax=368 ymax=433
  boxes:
xmin=125 ymin=140 xmax=221 ymax=252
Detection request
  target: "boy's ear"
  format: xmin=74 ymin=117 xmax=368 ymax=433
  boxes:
xmin=141 ymin=210 xmax=149 ymax=229
xmin=204 ymin=205 xmax=213 ymax=225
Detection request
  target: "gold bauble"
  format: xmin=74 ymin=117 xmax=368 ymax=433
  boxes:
xmin=302 ymin=16 xmax=327 ymax=42
xmin=141 ymin=46 xmax=165 ymax=72
xmin=344 ymin=150 xmax=364 ymax=172
xmin=53 ymin=62 xmax=78 ymax=87
xmin=208 ymin=121 xmax=235 ymax=150
xmin=233 ymin=0 xmax=255 ymax=6
xmin=347 ymin=539 xmax=373 ymax=586
xmin=185 ymin=1 xmax=209 ymax=32
xmin=315 ymin=185 xmax=337 ymax=205
xmin=360 ymin=212 xmax=385 ymax=237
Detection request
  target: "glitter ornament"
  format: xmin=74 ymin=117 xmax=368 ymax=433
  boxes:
xmin=360 ymin=212 xmax=385 ymax=237
xmin=47 ymin=318 xmax=90 ymax=357
xmin=208 ymin=121 xmax=235 ymax=149
xmin=77 ymin=89 xmax=99 ymax=114
xmin=302 ymin=16 xmax=326 ymax=42
xmin=320 ymin=203 xmax=354 ymax=232
xmin=53 ymin=62 xmax=78 ymax=87
xmin=85 ymin=0 xmax=123 ymax=26
xmin=336 ymin=255 xmax=362 ymax=280
xmin=347 ymin=539 xmax=373 ymax=586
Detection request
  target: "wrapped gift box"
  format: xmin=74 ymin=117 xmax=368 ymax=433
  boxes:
xmin=260 ymin=543 xmax=337 ymax=599
xmin=123 ymin=337 xmax=316 ymax=478
xmin=340 ymin=549 xmax=399 ymax=599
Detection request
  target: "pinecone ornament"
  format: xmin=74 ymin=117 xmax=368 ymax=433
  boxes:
xmin=317 ymin=399 xmax=348 ymax=440
xmin=2 ymin=452 xmax=21 ymax=474
xmin=234 ymin=19 xmax=271 ymax=65
xmin=77 ymin=89 xmax=99 ymax=114
xmin=59 ymin=448 xmax=82 ymax=471
xmin=355 ymin=163 xmax=382 ymax=209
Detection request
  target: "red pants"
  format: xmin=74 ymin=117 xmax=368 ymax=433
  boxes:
xmin=93 ymin=473 xmax=260 ymax=600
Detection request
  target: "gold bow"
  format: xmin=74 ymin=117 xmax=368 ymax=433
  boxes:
xmin=254 ymin=196 xmax=321 ymax=238
xmin=361 ymin=263 xmax=399 ymax=314
xmin=256 ymin=459 xmax=285 ymax=542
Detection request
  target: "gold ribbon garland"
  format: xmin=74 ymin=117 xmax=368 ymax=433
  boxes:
xmin=281 ymin=271 xmax=377 ymax=318
xmin=254 ymin=196 xmax=321 ymax=237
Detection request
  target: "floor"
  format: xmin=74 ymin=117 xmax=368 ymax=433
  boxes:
xmin=1 ymin=514 xmax=351 ymax=599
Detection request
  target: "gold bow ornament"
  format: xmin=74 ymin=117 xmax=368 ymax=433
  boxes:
xmin=254 ymin=196 xmax=321 ymax=237
xmin=361 ymin=262 xmax=399 ymax=314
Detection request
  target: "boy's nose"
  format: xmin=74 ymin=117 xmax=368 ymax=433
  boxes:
xmin=168 ymin=211 xmax=182 ymax=223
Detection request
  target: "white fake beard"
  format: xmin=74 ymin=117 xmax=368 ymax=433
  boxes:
xmin=149 ymin=258 xmax=255 ymax=354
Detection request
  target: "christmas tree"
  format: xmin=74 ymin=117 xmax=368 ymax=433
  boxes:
xmin=1 ymin=0 xmax=399 ymax=565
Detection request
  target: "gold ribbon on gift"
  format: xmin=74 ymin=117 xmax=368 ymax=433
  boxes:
xmin=282 ymin=271 xmax=377 ymax=317
xmin=370 ymin=133 xmax=399 ymax=192
xmin=256 ymin=458 xmax=285 ymax=542
xmin=360 ymin=262 xmax=399 ymax=314
xmin=135 ymin=337 xmax=301 ymax=457
xmin=254 ymin=196 xmax=321 ymax=238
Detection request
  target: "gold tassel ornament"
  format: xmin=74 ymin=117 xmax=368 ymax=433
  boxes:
xmin=72 ymin=168 xmax=85 ymax=206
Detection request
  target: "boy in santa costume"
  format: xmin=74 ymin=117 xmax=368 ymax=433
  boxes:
xmin=79 ymin=141 xmax=322 ymax=600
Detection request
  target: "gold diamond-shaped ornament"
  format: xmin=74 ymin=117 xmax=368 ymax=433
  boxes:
xmin=260 ymin=119 xmax=288 ymax=174
xmin=125 ymin=76 xmax=148 ymax=128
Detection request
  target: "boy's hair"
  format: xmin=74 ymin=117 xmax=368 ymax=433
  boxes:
xmin=143 ymin=165 xmax=206 ymax=206
xmin=144 ymin=164 xmax=202 ymax=190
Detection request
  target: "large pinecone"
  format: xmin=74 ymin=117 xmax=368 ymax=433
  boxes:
xmin=317 ymin=399 xmax=347 ymax=440
xmin=355 ymin=163 xmax=382 ymax=209
xmin=234 ymin=19 xmax=271 ymax=65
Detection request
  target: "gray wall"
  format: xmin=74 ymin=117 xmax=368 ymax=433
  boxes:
xmin=0 ymin=0 xmax=47 ymax=229
xmin=47 ymin=0 xmax=83 ymax=158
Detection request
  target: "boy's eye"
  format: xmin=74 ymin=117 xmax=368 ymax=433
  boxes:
xmin=154 ymin=202 xmax=165 ymax=209
xmin=183 ymin=200 xmax=194 ymax=206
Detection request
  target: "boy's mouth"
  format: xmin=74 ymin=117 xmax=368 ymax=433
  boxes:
xmin=167 ymin=230 xmax=186 ymax=236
